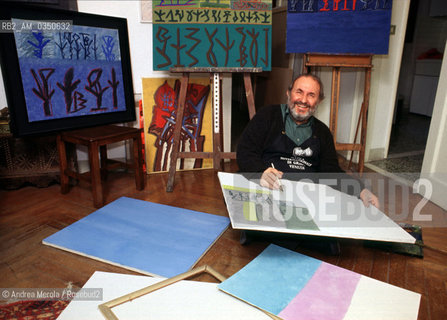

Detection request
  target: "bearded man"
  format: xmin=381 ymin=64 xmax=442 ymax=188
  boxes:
xmin=236 ymin=73 xmax=379 ymax=208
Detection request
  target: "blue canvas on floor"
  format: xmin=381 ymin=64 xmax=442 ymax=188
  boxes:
xmin=43 ymin=197 xmax=230 ymax=277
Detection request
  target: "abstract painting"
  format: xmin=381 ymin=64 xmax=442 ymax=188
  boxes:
xmin=221 ymin=184 xmax=320 ymax=231
xmin=218 ymin=244 xmax=421 ymax=320
xmin=0 ymin=4 xmax=135 ymax=136
xmin=152 ymin=0 xmax=272 ymax=70
xmin=142 ymin=77 xmax=213 ymax=173
xmin=13 ymin=20 xmax=126 ymax=122
xmin=286 ymin=0 xmax=393 ymax=54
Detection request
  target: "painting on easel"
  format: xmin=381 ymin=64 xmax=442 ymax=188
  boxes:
xmin=142 ymin=77 xmax=213 ymax=173
xmin=152 ymin=0 xmax=272 ymax=70
xmin=286 ymin=0 xmax=393 ymax=54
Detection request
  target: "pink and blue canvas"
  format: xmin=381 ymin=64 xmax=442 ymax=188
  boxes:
xmin=43 ymin=197 xmax=229 ymax=278
xmin=218 ymin=244 xmax=420 ymax=320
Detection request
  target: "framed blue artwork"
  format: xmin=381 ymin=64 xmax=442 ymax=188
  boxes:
xmin=286 ymin=0 xmax=393 ymax=54
xmin=0 ymin=4 xmax=135 ymax=136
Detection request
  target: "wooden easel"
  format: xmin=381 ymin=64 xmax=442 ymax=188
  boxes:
xmin=303 ymin=54 xmax=373 ymax=174
xmin=166 ymin=67 xmax=261 ymax=192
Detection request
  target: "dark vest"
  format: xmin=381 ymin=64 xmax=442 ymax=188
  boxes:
xmin=262 ymin=130 xmax=321 ymax=173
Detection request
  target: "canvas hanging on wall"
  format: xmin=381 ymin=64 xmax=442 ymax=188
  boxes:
xmin=141 ymin=77 xmax=213 ymax=173
xmin=286 ymin=0 xmax=393 ymax=54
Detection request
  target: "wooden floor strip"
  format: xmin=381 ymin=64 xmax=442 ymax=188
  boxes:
xmin=1 ymin=166 xmax=446 ymax=320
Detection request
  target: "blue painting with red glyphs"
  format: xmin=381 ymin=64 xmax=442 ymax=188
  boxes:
xmin=13 ymin=19 xmax=126 ymax=122
xmin=152 ymin=0 xmax=272 ymax=71
xmin=286 ymin=0 xmax=393 ymax=54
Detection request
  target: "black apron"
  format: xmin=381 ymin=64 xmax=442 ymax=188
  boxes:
xmin=262 ymin=129 xmax=321 ymax=174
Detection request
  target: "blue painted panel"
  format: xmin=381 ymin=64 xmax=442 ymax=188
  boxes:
xmin=218 ymin=244 xmax=322 ymax=315
xmin=286 ymin=0 xmax=393 ymax=54
xmin=17 ymin=58 xmax=126 ymax=122
xmin=43 ymin=197 xmax=230 ymax=277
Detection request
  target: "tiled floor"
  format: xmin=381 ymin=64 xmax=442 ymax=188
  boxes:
xmin=366 ymin=109 xmax=431 ymax=185
xmin=368 ymin=153 xmax=424 ymax=185
xmin=388 ymin=109 xmax=431 ymax=156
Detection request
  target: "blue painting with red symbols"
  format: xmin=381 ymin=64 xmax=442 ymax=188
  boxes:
xmin=286 ymin=0 xmax=393 ymax=54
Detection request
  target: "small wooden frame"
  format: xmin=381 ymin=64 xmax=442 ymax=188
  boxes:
xmin=98 ymin=265 xmax=279 ymax=320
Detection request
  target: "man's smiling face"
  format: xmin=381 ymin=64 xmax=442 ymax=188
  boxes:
xmin=286 ymin=76 xmax=321 ymax=124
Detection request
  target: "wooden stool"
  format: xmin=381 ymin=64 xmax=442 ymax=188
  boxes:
xmin=57 ymin=125 xmax=144 ymax=208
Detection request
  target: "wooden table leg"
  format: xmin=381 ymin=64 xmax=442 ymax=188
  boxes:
xmin=133 ymin=134 xmax=144 ymax=190
xmin=88 ymin=141 xmax=103 ymax=208
xmin=100 ymin=145 xmax=108 ymax=180
xmin=57 ymin=135 xmax=70 ymax=194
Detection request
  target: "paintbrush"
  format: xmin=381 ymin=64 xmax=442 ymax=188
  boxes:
xmin=271 ymin=163 xmax=284 ymax=192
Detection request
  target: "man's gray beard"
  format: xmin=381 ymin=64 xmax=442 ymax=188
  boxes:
xmin=288 ymin=103 xmax=315 ymax=123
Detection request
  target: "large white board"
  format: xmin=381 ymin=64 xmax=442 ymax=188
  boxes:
xmin=218 ymin=172 xmax=416 ymax=244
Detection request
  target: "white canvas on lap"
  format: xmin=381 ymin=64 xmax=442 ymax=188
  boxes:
xmin=218 ymin=172 xmax=416 ymax=244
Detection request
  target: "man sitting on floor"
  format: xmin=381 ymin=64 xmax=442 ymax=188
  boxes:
xmin=236 ymin=73 xmax=379 ymax=249
xmin=237 ymin=73 xmax=379 ymax=207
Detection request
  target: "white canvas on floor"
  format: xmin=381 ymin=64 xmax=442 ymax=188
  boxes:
xmin=218 ymin=244 xmax=420 ymax=320
xmin=57 ymin=271 xmax=272 ymax=320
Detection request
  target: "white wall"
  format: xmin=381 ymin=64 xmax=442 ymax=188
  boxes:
xmin=365 ymin=0 xmax=410 ymax=161
xmin=420 ymin=41 xmax=447 ymax=210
